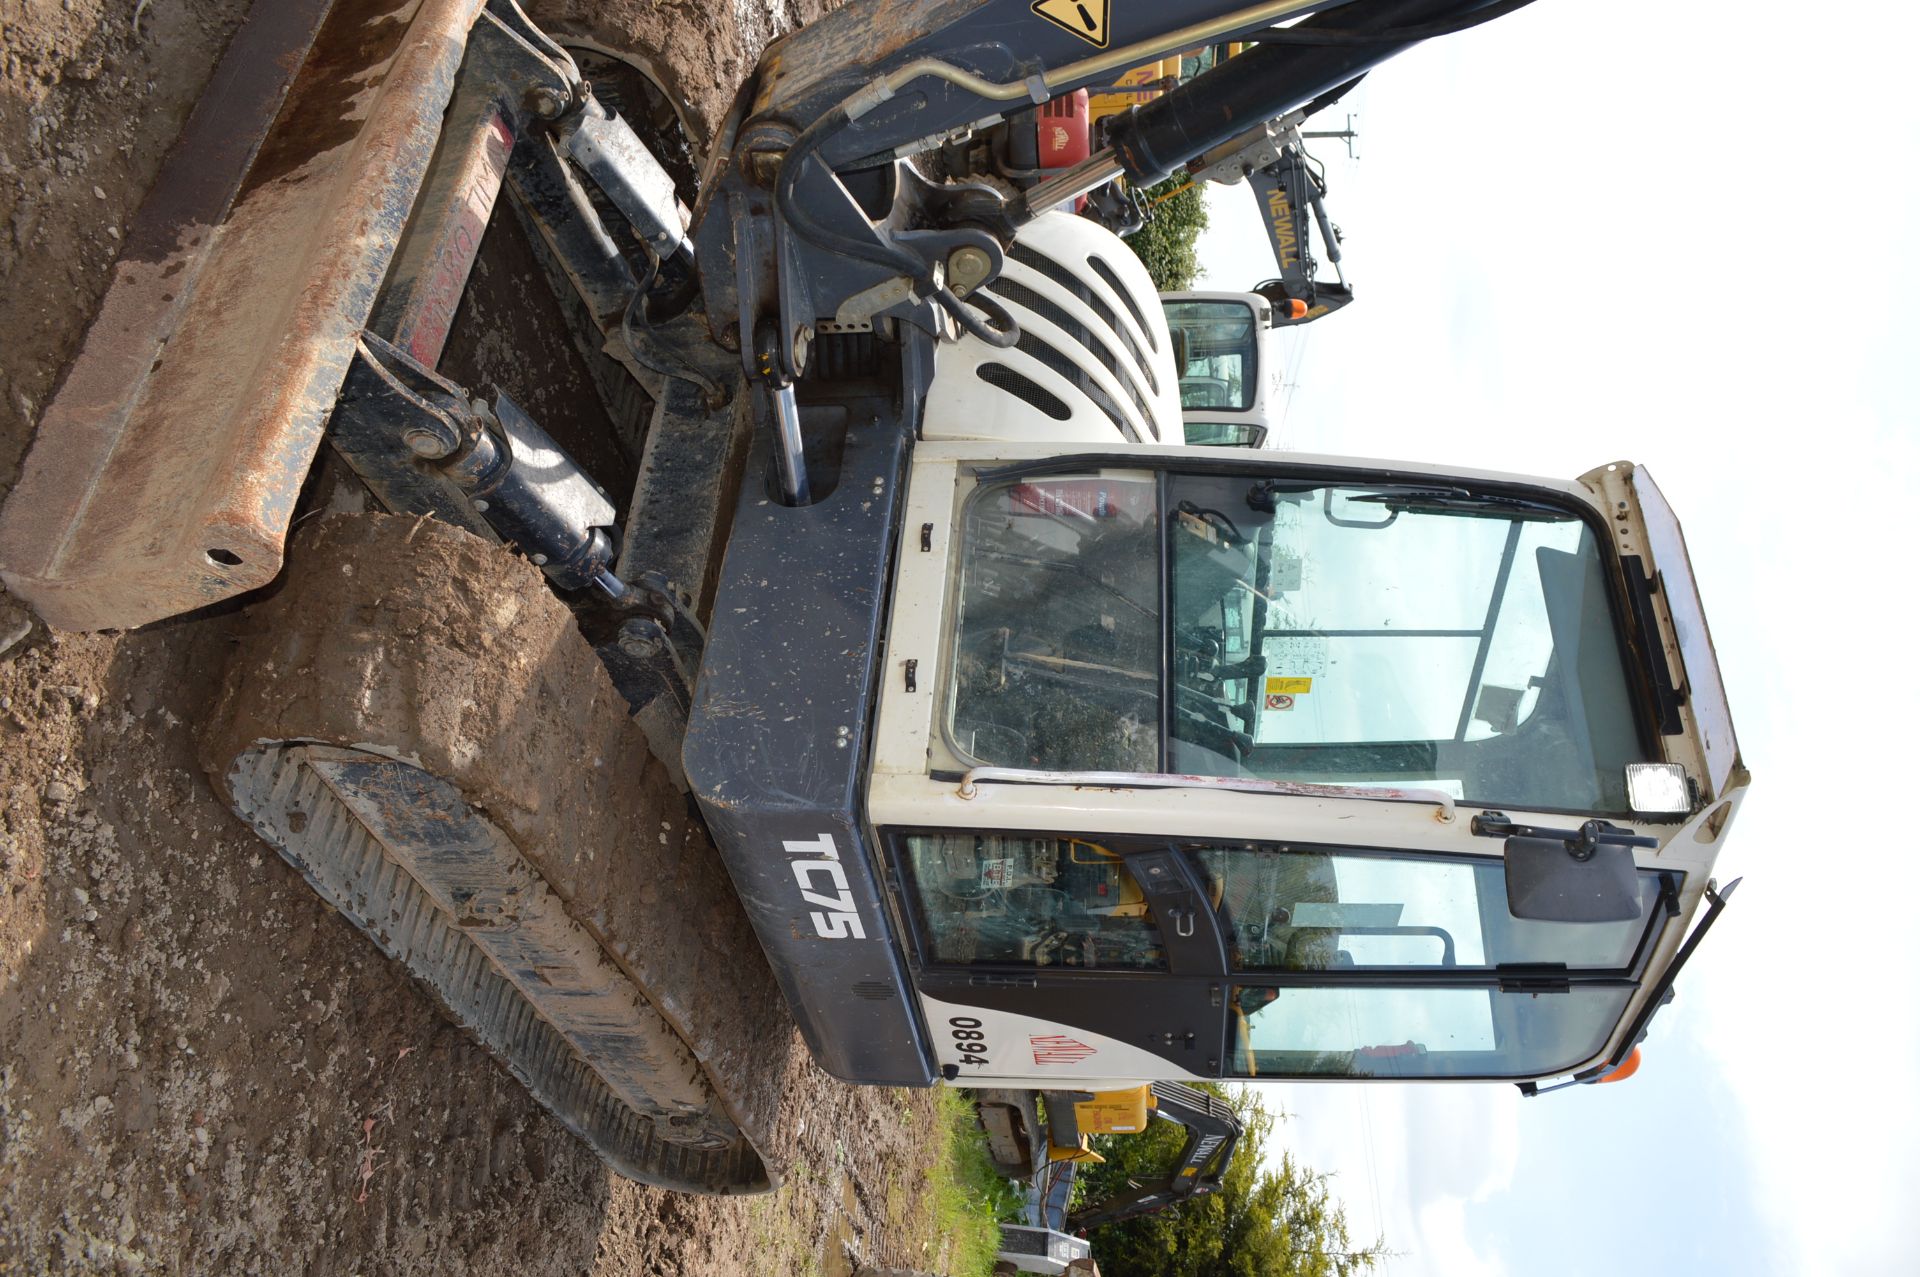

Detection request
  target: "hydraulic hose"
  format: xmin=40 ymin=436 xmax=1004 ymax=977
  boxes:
xmin=935 ymin=287 xmax=1020 ymax=349
xmin=775 ymin=105 xmax=1024 ymax=352
xmin=775 ymin=105 xmax=932 ymax=287
xmin=1107 ymin=0 xmax=1528 ymax=186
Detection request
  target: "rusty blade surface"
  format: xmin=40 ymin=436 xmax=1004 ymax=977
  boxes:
xmin=0 ymin=0 xmax=487 ymax=632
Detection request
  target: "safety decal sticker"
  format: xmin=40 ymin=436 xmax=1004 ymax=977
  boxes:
xmin=1265 ymin=693 xmax=1296 ymax=712
xmin=1265 ymin=676 xmax=1313 ymax=695
xmin=1031 ymin=1034 xmax=1098 ymax=1066
xmin=1031 ymin=0 xmax=1110 ymax=48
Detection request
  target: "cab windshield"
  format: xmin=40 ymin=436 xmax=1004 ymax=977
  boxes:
xmin=1166 ymin=301 xmax=1259 ymax=411
xmin=947 ymin=469 xmax=1654 ymax=814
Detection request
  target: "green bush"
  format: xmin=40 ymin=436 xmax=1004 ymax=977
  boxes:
xmin=1125 ymin=178 xmax=1210 ymax=291
xmin=1079 ymin=1088 xmax=1386 ymax=1277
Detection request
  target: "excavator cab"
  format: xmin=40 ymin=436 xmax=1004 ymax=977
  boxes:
xmin=1164 ymin=293 xmax=1281 ymax=447
xmin=849 ymin=446 xmax=1744 ymax=1091
xmin=1167 ymin=297 xmax=1263 ymax=412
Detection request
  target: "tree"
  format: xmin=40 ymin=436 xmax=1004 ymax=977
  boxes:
xmin=1076 ymin=1089 xmax=1386 ymax=1277
xmin=1123 ymin=178 xmax=1209 ymax=291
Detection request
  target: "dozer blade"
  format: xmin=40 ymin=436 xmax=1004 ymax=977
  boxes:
xmin=202 ymin=513 xmax=796 ymax=1193
xmin=0 ymin=0 xmax=489 ymax=631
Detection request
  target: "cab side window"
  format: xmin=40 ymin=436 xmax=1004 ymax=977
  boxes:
xmin=949 ymin=474 xmax=1160 ymax=771
xmin=901 ymin=834 xmax=1169 ymax=971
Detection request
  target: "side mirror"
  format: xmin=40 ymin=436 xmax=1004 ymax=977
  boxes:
xmin=1504 ymin=837 xmax=1641 ymax=923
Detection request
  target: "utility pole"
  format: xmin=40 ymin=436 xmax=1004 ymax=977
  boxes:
xmin=1301 ymin=113 xmax=1361 ymax=160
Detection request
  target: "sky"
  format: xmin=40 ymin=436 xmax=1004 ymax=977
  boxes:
xmin=1192 ymin=2 xmax=1920 ymax=1274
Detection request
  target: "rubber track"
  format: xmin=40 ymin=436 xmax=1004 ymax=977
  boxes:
xmin=226 ymin=743 xmax=756 ymax=1189
xmin=201 ymin=513 xmax=792 ymax=1194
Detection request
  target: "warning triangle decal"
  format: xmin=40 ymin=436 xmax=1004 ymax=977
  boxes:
xmin=1031 ymin=0 xmax=1111 ymax=49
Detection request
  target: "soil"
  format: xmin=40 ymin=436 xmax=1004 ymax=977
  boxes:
xmin=0 ymin=2 xmax=957 ymax=1274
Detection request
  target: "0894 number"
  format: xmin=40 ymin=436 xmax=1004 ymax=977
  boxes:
xmin=948 ymin=1016 xmax=989 ymax=1068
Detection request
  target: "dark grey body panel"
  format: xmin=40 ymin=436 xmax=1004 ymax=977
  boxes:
xmin=683 ymin=409 xmax=936 ymax=1088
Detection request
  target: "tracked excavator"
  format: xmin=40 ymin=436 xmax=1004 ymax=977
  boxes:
xmin=978 ymin=1083 xmax=1244 ymax=1231
xmin=0 ymin=0 xmax=1748 ymax=1195
xmin=1159 ymin=122 xmax=1355 ymax=447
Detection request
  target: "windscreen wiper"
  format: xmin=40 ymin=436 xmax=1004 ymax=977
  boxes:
xmin=1347 ymin=488 xmax=1568 ymax=521
xmin=1247 ymin=479 xmax=1570 ymax=521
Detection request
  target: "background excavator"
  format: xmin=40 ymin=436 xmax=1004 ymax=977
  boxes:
xmin=979 ymin=1083 xmax=1244 ymax=1233
xmin=0 ymin=0 xmax=1746 ymax=1196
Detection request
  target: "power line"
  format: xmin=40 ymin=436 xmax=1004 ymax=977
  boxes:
xmin=1356 ymin=1085 xmax=1388 ymax=1274
xmin=1274 ymin=329 xmax=1312 ymax=442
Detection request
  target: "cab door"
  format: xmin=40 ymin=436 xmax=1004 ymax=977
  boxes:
xmin=883 ymin=828 xmax=1232 ymax=1086
xmin=868 ymin=446 xmax=1222 ymax=1084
